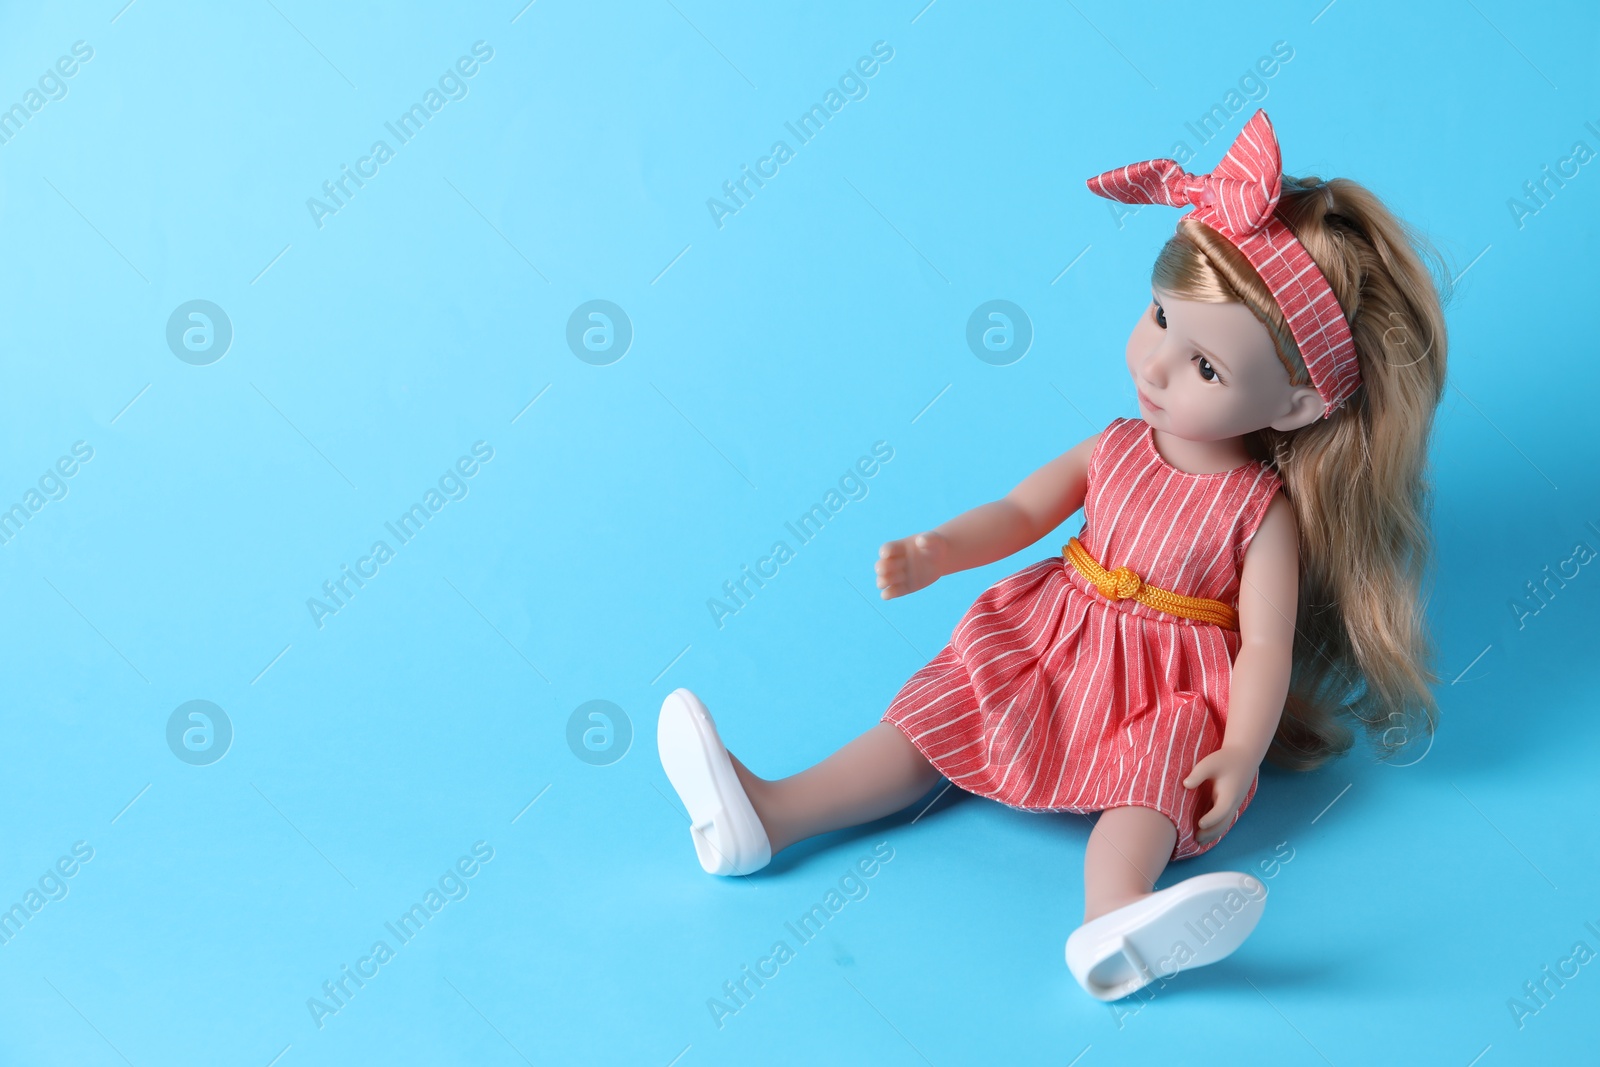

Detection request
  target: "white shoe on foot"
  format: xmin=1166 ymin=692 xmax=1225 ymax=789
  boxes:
xmin=657 ymin=687 xmax=772 ymax=876
xmin=1065 ymin=871 xmax=1267 ymax=1000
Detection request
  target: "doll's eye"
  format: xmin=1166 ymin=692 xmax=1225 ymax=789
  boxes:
xmin=1152 ymin=303 xmax=1167 ymax=329
xmin=1193 ymin=354 xmax=1222 ymax=383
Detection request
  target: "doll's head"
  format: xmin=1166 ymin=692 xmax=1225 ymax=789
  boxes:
xmin=1145 ymin=174 xmax=1451 ymax=770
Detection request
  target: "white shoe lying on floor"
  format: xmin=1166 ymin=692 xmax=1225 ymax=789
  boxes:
xmin=1065 ymin=871 xmax=1267 ymax=1000
xmin=657 ymin=687 xmax=772 ymax=877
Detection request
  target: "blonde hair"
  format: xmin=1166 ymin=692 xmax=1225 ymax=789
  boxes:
xmin=1150 ymin=174 xmax=1450 ymax=771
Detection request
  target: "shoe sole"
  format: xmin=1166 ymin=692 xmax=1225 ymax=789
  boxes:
xmin=656 ymin=688 xmax=770 ymax=876
xmin=1066 ymin=871 xmax=1267 ymax=1000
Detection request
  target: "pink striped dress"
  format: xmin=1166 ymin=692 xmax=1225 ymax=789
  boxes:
xmin=882 ymin=416 xmax=1284 ymax=860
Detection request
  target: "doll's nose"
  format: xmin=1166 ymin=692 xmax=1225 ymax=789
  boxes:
xmin=1137 ymin=347 xmax=1168 ymax=388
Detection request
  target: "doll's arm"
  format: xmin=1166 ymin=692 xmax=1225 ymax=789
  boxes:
xmin=876 ymin=431 xmax=1099 ymax=599
xmin=1183 ymin=491 xmax=1297 ymax=844
xmin=1223 ymin=491 xmax=1298 ymax=764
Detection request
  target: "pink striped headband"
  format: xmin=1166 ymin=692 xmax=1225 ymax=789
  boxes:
xmin=1086 ymin=108 xmax=1360 ymax=418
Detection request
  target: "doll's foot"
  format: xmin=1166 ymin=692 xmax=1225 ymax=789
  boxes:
xmin=658 ymin=687 xmax=772 ymax=877
xmin=1065 ymin=871 xmax=1267 ymax=1001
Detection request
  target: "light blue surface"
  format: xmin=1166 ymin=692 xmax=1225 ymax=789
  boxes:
xmin=1 ymin=1 xmax=1596 ymax=1064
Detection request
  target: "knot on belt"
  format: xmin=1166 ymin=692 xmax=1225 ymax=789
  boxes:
xmin=1062 ymin=535 xmax=1239 ymax=631
xmin=1096 ymin=565 xmax=1143 ymax=601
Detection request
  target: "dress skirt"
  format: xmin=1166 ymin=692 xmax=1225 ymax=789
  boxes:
xmin=881 ymin=554 xmax=1259 ymax=861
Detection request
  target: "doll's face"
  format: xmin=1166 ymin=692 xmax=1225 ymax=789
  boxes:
xmin=1126 ymin=286 xmax=1326 ymax=440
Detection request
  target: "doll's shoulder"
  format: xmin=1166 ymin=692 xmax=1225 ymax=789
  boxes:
xmin=1087 ymin=417 xmax=1139 ymax=468
xmin=1084 ymin=416 xmax=1155 ymax=481
xmin=1239 ymin=485 xmax=1296 ymax=567
xmin=1100 ymin=415 xmax=1139 ymax=440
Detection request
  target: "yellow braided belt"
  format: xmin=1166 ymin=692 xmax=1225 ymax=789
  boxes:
xmin=1062 ymin=536 xmax=1239 ymax=631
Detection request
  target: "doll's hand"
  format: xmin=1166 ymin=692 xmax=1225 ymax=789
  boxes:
xmin=875 ymin=532 xmax=948 ymax=599
xmin=1183 ymin=746 xmax=1258 ymax=847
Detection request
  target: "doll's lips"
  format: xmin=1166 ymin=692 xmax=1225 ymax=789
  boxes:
xmin=1137 ymin=389 xmax=1162 ymax=412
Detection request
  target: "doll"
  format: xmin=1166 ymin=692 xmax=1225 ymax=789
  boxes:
xmin=658 ymin=109 xmax=1447 ymax=1001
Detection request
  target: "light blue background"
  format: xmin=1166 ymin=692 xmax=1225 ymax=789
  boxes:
xmin=0 ymin=1 xmax=1596 ymax=1064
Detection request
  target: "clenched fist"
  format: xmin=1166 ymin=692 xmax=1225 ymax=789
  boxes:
xmin=875 ymin=532 xmax=948 ymax=599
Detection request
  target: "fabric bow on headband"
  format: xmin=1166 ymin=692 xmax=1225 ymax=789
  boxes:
xmin=1085 ymin=109 xmax=1362 ymax=418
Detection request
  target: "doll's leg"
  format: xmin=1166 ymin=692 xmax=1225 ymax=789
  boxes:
xmin=1082 ymin=805 xmax=1177 ymax=923
xmin=726 ymin=723 xmax=942 ymax=855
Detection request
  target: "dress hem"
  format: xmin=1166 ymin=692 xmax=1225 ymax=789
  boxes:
xmin=880 ymin=710 xmax=1238 ymax=862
